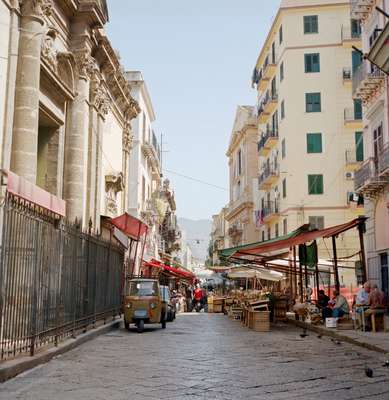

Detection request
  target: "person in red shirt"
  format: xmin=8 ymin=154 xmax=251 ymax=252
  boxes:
xmin=193 ymin=286 xmax=203 ymax=302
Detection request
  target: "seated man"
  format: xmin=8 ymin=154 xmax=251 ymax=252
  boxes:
xmin=332 ymin=290 xmax=350 ymax=318
xmin=355 ymin=281 xmax=371 ymax=328
xmin=364 ymin=284 xmax=386 ymax=330
xmin=317 ymin=290 xmax=331 ymax=321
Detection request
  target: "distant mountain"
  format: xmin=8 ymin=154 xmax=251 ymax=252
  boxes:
xmin=178 ymin=218 xmax=212 ymax=262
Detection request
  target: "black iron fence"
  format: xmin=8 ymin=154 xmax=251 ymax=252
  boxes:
xmin=0 ymin=195 xmax=124 ymax=361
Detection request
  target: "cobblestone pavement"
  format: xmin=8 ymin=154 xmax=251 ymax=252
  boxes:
xmin=2 ymin=313 xmax=389 ymax=399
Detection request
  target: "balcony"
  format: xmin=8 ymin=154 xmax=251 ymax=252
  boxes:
xmin=228 ymin=223 xmax=243 ymax=237
xmin=262 ymin=54 xmax=277 ymax=80
xmin=257 ymin=69 xmax=270 ymax=92
xmin=344 ymin=107 xmax=363 ymax=129
xmin=343 ymin=68 xmax=352 ymax=86
xmin=258 ymin=163 xmax=279 ymax=190
xmin=263 ymin=91 xmax=278 ymax=115
xmin=355 ymin=157 xmax=388 ymax=196
xmin=257 ymin=104 xmax=270 ymax=124
xmin=368 ymin=21 xmax=389 ymax=74
xmin=353 ymin=62 xmax=385 ymax=103
xmin=226 ymin=191 xmax=253 ymax=220
xmin=257 ymin=127 xmax=279 ymax=157
xmin=263 ymin=201 xmax=280 ymax=223
xmin=345 ymin=150 xmax=363 ymax=172
xmin=378 ymin=144 xmax=389 ymax=177
xmin=341 ymin=25 xmax=361 ymax=47
xmin=351 ymin=0 xmax=376 ymax=21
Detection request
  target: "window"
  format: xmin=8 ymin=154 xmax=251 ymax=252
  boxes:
xmin=281 ymin=100 xmax=285 ymax=119
xmin=262 ymin=231 xmax=265 ymax=242
xmin=267 ymin=227 xmax=271 ymax=240
xmin=283 ymin=218 xmax=288 ymax=235
xmin=352 ymin=50 xmax=363 ymax=73
xmin=282 ymin=139 xmax=286 ymax=159
xmin=355 ymin=132 xmax=364 ymax=162
xmin=307 ymin=133 xmax=322 ymax=153
xmin=309 ymin=216 xmax=324 ymax=230
xmin=237 ymin=149 xmax=242 ymax=175
xmin=308 ymin=174 xmax=324 ymax=195
xmin=354 ymin=99 xmax=362 ymax=120
xmin=279 ymin=25 xmax=283 ymax=44
xmin=271 ymin=42 xmax=276 ymax=64
xmin=280 ymin=62 xmax=284 ymax=81
xmin=275 ymin=223 xmax=279 ymax=238
xmin=272 ymin=110 xmax=278 ymax=134
xmin=282 ymin=178 xmax=287 ymax=198
xmin=304 ymin=53 xmax=320 ymax=73
xmin=305 ymin=92 xmax=321 ymax=112
xmin=142 ymin=113 xmax=146 ymax=143
xmin=304 ymin=15 xmax=318 ymax=34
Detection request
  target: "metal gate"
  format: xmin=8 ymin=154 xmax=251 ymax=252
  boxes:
xmin=0 ymin=195 xmax=124 ymax=360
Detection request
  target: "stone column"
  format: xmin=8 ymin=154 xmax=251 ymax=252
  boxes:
xmin=10 ymin=0 xmax=52 ymax=182
xmin=63 ymin=51 xmax=94 ymax=224
xmin=122 ymin=118 xmax=134 ymax=212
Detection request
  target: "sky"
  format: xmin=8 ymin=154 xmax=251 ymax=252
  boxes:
xmin=106 ymin=0 xmax=280 ymax=220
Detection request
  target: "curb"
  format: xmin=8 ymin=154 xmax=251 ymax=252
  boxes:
xmin=0 ymin=319 xmax=121 ymax=383
xmin=287 ymin=318 xmax=387 ymax=354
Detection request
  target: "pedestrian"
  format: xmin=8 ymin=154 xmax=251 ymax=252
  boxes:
xmin=331 ymin=290 xmax=350 ymax=318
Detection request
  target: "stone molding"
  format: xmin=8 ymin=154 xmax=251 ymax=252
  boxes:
xmin=20 ymin=0 xmax=53 ymax=18
xmin=105 ymin=172 xmax=124 ymax=217
xmin=122 ymin=120 xmax=134 ymax=154
xmin=41 ymin=28 xmax=58 ymax=71
xmin=74 ymin=50 xmax=96 ymax=80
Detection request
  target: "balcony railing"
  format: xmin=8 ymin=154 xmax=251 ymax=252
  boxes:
xmin=341 ymin=25 xmax=361 ymax=42
xmin=344 ymin=107 xmax=362 ymax=124
xmin=346 ymin=150 xmax=363 ymax=164
xmin=258 ymin=162 xmax=279 ymax=189
xmin=378 ymin=144 xmax=389 ymax=175
xmin=258 ymin=127 xmax=279 ymax=154
xmin=262 ymin=201 xmax=280 ymax=220
xmin=353 ymin=61 xmax=385 ymax=100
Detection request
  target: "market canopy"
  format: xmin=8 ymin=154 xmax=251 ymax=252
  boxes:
xmin=219 ymin=217 xmax=367 ymax=261
xmin=110 ymin=213 xmax=148 ymax=241
xmin=143 ymin=259 xmax=196 ymax=280
xmin=227 ymin=266 xmax=284 ymax=282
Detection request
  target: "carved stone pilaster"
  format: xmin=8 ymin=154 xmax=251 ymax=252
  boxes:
xmin=105 ymin=172 xmax=124 ymax=217
xmin=122 ymin=120 xmax=134 ymax=154
xmin=74 ymin=50 xmax=96 ymax=80
xmin=41 ymin=28 xmax=58 ymax=72
xmin=20 ymin=0 xmax=53 ymax=18
xmin=91 ymin=84 xmax=110 ymax=116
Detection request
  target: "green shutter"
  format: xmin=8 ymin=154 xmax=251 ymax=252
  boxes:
xmin=307 ymin=133 xmax=322 ymax=153
xmin=355 ymin=132 xmax=364 ymax=162
xmin=354 ymin=99 xmax=362 ymax=119
xmin=308 ymin=174 xmax=323 ymax=195
xmin=304 ymin=15 xmax=318 ymax=34
xmin=306 ymin=93 xmax=321 ymax=112
xmin=305 ymin=53 xmax=320 ymax=73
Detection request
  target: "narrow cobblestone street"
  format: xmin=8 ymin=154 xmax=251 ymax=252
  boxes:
xmin=2 ymin=314 xmax=389 ymax=399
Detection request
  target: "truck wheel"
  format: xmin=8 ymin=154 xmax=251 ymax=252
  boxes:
xmin=137 ymin=320 xmax=144 ymax=333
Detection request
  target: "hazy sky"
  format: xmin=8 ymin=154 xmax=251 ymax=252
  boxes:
xmin=107 ymin=0 xmax=280 ymax=220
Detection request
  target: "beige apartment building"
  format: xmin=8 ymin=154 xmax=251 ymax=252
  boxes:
xmin=225 ymin=106 xmax=259 ymax=247
xmin=210 ymin=207 xmax=230 ymax=265
xmin=251 ymin=0 xmax=365 ymax=277
xmin=352 ymin=0 xmax=389 ymax=292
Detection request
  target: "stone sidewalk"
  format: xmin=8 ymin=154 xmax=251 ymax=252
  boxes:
xmin=287 ymin=318 xmax=389 ymax=354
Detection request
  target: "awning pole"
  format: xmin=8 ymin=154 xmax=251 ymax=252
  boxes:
xmin=332 ymin=236 xmax=340 ymax=293
xmin=315 ymin=262 xmax=320 ymax=301
xmin=358 ymin=222 xmax=367 ymax=283
xmin=293 ymin=246 xmax=298 ymax=302
xmin=304 ymin=264 xmax=308 ymax=292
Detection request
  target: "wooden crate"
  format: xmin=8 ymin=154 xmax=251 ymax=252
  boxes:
xmin=213 ymin=304 xmax=223 ymax=313
xmin=208 ymin=305 xmax=214 ymax=313
xmin=248 ymin=311 xmax=255 ymax=329
xmin=252 ymin=311 xmax=270 ymax=332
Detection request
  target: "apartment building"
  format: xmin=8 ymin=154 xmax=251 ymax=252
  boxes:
xmin=126 ymin=71 xmax=162 ymax=260
xmin=225 ymin=106 xmax=259 ymax=246
xmin=352 ymin=0 xmax=389 ymax=292
xmin=210 ymin=207 xmax=230 ymax=265
xmin=251 ymin=0 xmax=365 ymax=275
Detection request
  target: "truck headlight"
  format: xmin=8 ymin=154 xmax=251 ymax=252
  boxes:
xmin=126 ymin=303 xmax=132 ymax=309
xmin=150 ymin=303 xmax=156 ymax=309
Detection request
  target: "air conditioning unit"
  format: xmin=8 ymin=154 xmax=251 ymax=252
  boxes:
xmin=345 ymin=171 xmax=354 ymax=180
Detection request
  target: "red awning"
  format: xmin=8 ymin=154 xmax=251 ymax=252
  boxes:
xmin=110 ymin=213 xmax=148 ymax=241
xmin=229 ymin=217 xmax=366 ymax=260
xmin=143 ymin=259 xmax=195 ymax=280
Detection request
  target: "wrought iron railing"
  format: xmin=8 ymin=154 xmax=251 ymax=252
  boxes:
xmin=0 ymin=194 xmax=124 ymax=361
